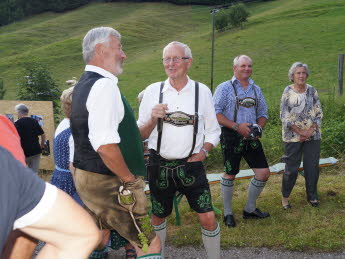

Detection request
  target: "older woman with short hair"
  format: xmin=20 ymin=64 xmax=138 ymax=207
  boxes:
xmin=280 ymin=62 xmax=323 ymax=209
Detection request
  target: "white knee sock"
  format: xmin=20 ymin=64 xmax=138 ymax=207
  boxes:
xmin=153 ymin=220 xmax=167 ymax=259
xmin=201 ymin=222 xmax=220 ymax=259
xmin=245 ymin=177 xmax=267 ymax=213
xmin=221 ymin=177 xmax=235 ymax=216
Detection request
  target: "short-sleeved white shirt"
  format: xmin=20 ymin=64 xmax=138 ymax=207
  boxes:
xmin=84 ymin=65 xmax=124 ymax=152
xmin=137 ymin=77 xmax=220 ymax=160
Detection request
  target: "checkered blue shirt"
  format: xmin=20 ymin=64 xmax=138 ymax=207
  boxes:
xmin=213 ymin=76 xmax=268 ymax=124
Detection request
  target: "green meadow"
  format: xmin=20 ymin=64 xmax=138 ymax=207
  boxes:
xmin=3 ymin=0 xmax=345 ymax=251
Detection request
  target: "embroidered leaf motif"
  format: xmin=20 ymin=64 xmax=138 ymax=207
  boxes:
xmin=151 ymin=196 xmax=164 ymax=216
xmin=224 ymin=160 xmax=232 ymax=173
xmin=197 ymin=190 xmax=212 ymax=209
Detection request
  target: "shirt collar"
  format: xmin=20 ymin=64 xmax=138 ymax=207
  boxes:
xmin=162 ymin=76 xmax=192 ymax=93
xmin=230 ymin=76 xmax=254 ymax=88
xmin=85 ymin=65 xmax=118 ymax=84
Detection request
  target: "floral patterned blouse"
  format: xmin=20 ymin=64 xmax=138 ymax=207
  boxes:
xmin=280 ymin=84 xmax=323 ymax=142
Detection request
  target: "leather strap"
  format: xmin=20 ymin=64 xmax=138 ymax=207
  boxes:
xmin=156 ymin=82 xmax=164 ymax=154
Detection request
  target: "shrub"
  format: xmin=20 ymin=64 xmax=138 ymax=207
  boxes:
xmin=0 ymin=79 xmax=5 ymax=99
xmin=17 ymin=62 xmax=61 ymax=123
xmin=215 ymin=11 xmax=229 ymax=32
xmin=228 ymin=3 xmax=250 ymax=29
xmin=215 ymin=3 xmax=250 ymax=32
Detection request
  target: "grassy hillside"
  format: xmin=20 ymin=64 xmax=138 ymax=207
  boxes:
xmin=1 ymin=0 xmax=345 ymax=105
xmin=1 ymin=0 xmax=344 ymax=163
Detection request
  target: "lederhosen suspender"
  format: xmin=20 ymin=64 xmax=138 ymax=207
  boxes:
xmin=230 ymin=81 xmax=258 ymax=123
xmin=156 ymin=81 xmax=199 ymax=158
xmin=156 ymin=82 xmax=164 ymax=155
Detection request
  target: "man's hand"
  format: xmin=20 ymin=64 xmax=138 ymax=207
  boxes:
xmin=139 ymin=104 xmax=168 ymax=140
xmin=237 ymin=123 xmax=251 ymax=138
xmin=151 ymin=104 xmax=168 ymax=123
xmin=187 ymin=151 xmax=206 ymax=162
xmin=131 ymin=235 xmax=161 ymax=258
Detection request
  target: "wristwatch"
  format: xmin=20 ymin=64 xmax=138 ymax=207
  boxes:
xmin=233 ymin=123 xmax=239 ymax=132
xmin=201 ymin=148 xmax=209 ymax=157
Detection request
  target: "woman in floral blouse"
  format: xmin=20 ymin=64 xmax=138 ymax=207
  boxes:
xmin=280 ymin=62 xmax=323 ymax=209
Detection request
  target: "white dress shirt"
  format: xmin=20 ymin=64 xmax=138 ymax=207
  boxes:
xmin=137 ymin=77 xmax=220 ymax=160
xmin=84 ymin=65 xmax=124 ymax=152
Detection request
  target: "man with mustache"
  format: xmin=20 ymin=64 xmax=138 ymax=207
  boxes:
xmin=70 ymin=27 xmax=161 ymax=259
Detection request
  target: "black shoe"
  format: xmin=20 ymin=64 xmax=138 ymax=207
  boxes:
xmin=309 ymin=201 xmax=320 ymax=207
xmin=243 ymin=208 xmax=270 ymax=219
xmin=224 ymin=214 xmax=236 ymax=228
xmin=282 ymin=201 xmax=292 ymax=210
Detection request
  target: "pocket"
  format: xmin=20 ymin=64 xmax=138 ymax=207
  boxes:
xmin=178 ymin=163 xmax=199 ymax=186
xmin=126 ymin=178 xmax=149 ymax=216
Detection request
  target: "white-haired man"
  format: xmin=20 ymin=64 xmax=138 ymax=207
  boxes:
xmin=70 ymin=27 xmax=161 ymax=259
xmin=138 ymin=41 xmax=221 ymax=259
xmin=213 ymin=55 xmax=270 ymax=228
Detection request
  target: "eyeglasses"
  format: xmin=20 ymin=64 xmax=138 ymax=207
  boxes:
xmin=162 ymin=57 xmax=190 ymax=64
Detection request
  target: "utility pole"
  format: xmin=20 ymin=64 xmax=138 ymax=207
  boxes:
xmin=210 ymin=8 xmax=219 ymax=93
xmin=338 ymin=54 xmax=344 ymax=96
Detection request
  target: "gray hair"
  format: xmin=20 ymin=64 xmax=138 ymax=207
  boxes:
xmin=163 ymin=41 xmax=192 ymax=58
xmin=60 ymin=86 xmax=74 ymax=118
xmin=82 ymin=27 xmax=121 ymax=63
xmin=15 ymin=103 xmax=29 ymax=115
xmin=233 ymin=55 xmax=252 ymax=66
xmin=288 ymin=62 xmax=309 ymax=82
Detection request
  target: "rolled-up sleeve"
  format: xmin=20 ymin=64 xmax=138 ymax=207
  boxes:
xmin=213 ymin=84 xmax=226 ymax=115
xmin=204 ymin=88 xmax=221 ymax=147
xmin=86 ymin=78 xmax=124 ymax=152
xmin=137 ymin=84 xmax=154 ymax=128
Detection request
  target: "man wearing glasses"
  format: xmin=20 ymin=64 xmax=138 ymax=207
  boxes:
xmin=138 ymin=41 xmax=221 ymax=259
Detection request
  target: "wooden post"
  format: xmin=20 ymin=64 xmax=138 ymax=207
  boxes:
xmin=338 ymin=54 xmax=344 ymax=96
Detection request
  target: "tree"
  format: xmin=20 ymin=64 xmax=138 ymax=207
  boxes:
xmin=215 ymin=11 xmax=229 ymax=32
xmin=17 ymin=62 xmax=61 ymax=121
xmin=228 ymin=3 xmax=250 ymax=29
xmin=0 ymin=79 xmax=6 ymax=99
xmin=215 ymin=3 xmax=250 ymax=32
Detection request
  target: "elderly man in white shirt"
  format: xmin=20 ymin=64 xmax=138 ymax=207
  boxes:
xmin=138 ymin=41 xmax=221 ymax=259
xmin=70 ymin=27 xmax=161 ymax=259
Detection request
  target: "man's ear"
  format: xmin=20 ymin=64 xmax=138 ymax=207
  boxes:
xmin=187 ymin=58 xmax=193 ymax=69
xmin=94 ymin=43 xmax=104 ymax=57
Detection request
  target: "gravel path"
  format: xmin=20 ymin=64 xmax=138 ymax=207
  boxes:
xmin=33 ymin=241 xmax=345 ymax=258
xmin=108 ymin=245 xmax=345 ymax=259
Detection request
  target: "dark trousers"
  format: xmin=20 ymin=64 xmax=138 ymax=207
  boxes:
xmin=282 ymin=140 xmax=321 ymax=201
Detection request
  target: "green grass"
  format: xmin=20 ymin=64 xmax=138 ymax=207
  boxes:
xmin=1 ymin=0 xmax=345 ymax=102
xmin=4 ymin=0 xmax=345 ymax=252
xmin=167 ymin=161 xmax=345 ymax=251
